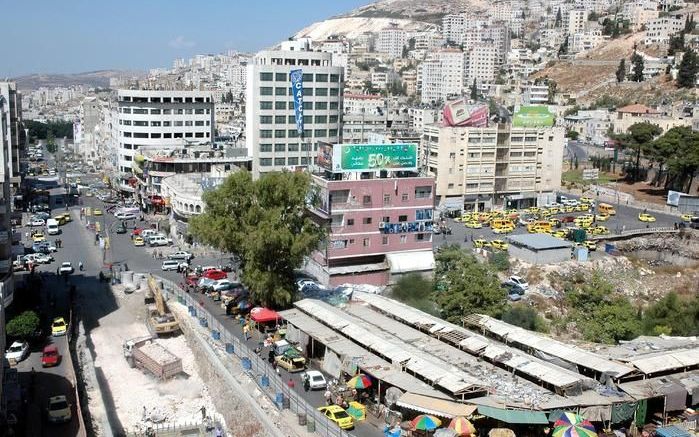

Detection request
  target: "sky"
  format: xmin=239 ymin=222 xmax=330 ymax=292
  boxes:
xmin=1 ymin=0 xmax=371 ymax=77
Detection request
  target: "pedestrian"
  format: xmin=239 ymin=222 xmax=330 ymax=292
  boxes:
xmin=303 ymin=376 xmax=310 ymax=392
xmin=287 ymin=378 xmax=295 ymax=389
xmin=56 ymin=266 xmax=60 ymax=275
xmin=243 ymin=324 xmax=250 ymax=341
xmin=199 ymin=405 xmax=206 ymax=420
xmin=324 ymin=389 xmax=332 ymax=405
xmin=215 ymin=426 xmax=222 ymax=437
xmin=79 ymin=261 xmax=84 ymax=271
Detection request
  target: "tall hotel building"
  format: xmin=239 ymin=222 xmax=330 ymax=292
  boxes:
xmin=246 ymin=40 xmax=344 ymax=178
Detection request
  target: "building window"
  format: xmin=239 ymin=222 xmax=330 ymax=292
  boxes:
xmin=329 ymin=115 xmax=338 ymax=123
xmin=163 ymin=133 xmax=172 ymax=138
xmin=185 ymin=133 xmax=193 ymax=138
xmin=132 ymin=108 xmax=147 ymax=114
xmin=260 ymin=144 xmax=273 ymax=152
xmin=195 ymin=121 xmax=204 ymax=126
xmin=185 ymin=109 xmax=193 ymax=115
xmin=122 ymin=108 xmax=131 ymax=114
xmin=275 ymin=72 xmax=287 ymax=81
xmin=123 ymin=155 xmax=133 ymax=161
xmin=274 ymin=144 xmax=286 ymax=152
xmin=383 ymin=194 xmax=391 ymax=205
xmin=134 ymin=133 xmax=148 ymax=138
xmin=261 ymin=101 xmax=273 ymax=110
xmin=316 ymin=74 xmax=329 ymax=82
xmin=330 ymin=102 xmax=339 ymax=110
xmin=288 ymin=130 xmax=299 ymax=138
xmin=415 ymin=186 xmax=432 ymax=198
xmin=194 ymin=132 xmax=204 ymax=138
xmin=151 ymin=109 xmax=161 ymax=115
xmin=382 ymin=236 xmax=389 ymax=245
xmin=302 ymin=73 xmax=314 ymax=82
xmin=398 ymin=215 xmax=407 ymax=222
xmin=260 ymin=130 xmax=273 ymax=138
xmin=260 ymin=115 xmax=273 ymax=124
xmin=151 ymin=133 xmax=162 ymax=139
xmin=363 ymin=195 xmax=371 ymax=205
xmin=315 ymin=88 xmax=328 ymax=96
xmin=301 ymin=157 xmax=309 ymax=165
xmin=260 ymin=72 xmax=273 ymax=81
xmin=416 ymin=233 xmax=430 ymax=242
xmin=275 ymin=87 xmax=286 ymax=96
xmin=315 ymin=101 xmax=328 ymax=110
xmin=288 ymin=115 xmax=296 ymax=124
xmin=185 ymin=121 xmax=193 ymax=126
xmin=288 ymin=144 xmax=299 ymax=151
xmin=314 ymin=129 xmax=327 ymax=137
xmin=329 ymin=88 xmax=339 ymax=97
xmin=303 ymin=101 xmax=313 ymax=110
xmin=303 ymin=88 xmax=313 ymax=96
xmin=260 ymin=87 xmax=273 ymax=96
xmin=274 ymin=157 xmax=286 ymax=166
xmin=363 ymin=238 xmax=370 ymax=247
xmin=347 ymin=219 xmax=355 ymax=226
xmin=363 ymin=217 xmax=372 ymax=225
xmin=275 ymin=115 xmax=286 ymax=124
xmin=329 ymin=129 xmax=338 ymax=137
xmin=133 ymin=120 xmax=147 ymax=127
xmin=275 ymin=101 xmax=286 ymax=110
xmin=123 ymin=144 xmax=133 ymax=150
xmin=400 ymin=235 xmax=408 ymax=243
xmin=401 ymin=193 xmax=409 ymax=202
xmin=274 ymin=129 xmax=286 ymax=138
xmin=315 ymin=115 xmax=327 ymax=123
xmin=195 ymin=109 xmax=205 ymax=115
xmin=259 ymin=158 xmax=272 ymax=166
xmin=287 ymin=157 xmax=299 ymax=165
xmin=330 ymin=74 xmax=340 ymax=82
xmin=382 ymin=216 xmax=390 ymax=223
xmin=162 ymin=109 xmax=171 ymax=115
xmin=448 ymin=183 xmax=455 ymax=189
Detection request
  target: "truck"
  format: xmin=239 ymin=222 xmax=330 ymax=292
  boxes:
xmin=145 ymin=276 xmax=180 ymax=336
xmin=46 ymin=219 xmax=60 ymax=235
xmin=123 ymin=336 xmax=182 ymax=380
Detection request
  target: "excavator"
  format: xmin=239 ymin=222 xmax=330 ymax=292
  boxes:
xmin=146 ymin=276 xmax=180 ymax=336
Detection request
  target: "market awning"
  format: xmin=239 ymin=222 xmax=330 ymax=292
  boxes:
xmin=477 ymin=406 xmax=549 ymax=425
xmin=386 ymin=251 xmax=435 ymax=274
xmin=396 ymin=392 xmax=477 ymax=419
xmin=250 ymin=307 xmax=280 ymax=323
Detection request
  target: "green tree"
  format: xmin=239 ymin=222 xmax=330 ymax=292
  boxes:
xmin=642 ymin=292 xmax=699 ymax=336
xmin=547 ymin=80 xmax=558 ymax=104
xmin=390 ymin=273 xmax=438 ymax=315
xmin=616 ymin=58 xmax=626 ymax=82
xmin=677 ymin=48 xmax=698 ymax=88
xmin=668 ymin=32 xmax=685 ymax=56
xmin=401 ymin=45 xmax=408 ymax=58
xmin=6 ymin=311 xmax=40 ymax=339
xmin=647 ymin=126 xmax=691 ymax=186
xmin=501 ymin=306 xmax=548 ymax=332
xmin=470 ymin=78 xmax=479 ymax=101
xmin=434 ymin=248 xmax=505 ymax=323
xmin=684 ymin=14 xmax=695 ymax=33
xmin=631 ymin=52 xmax=644 ymax=82
xmin=489 ymin=251 xmax=510 ymax=272
xmin=558 ymin=36 xmax=569 ymax=57
xmin=190 ymin=171 xmax=325 ymax=307
xmin=665 ymin=127 xmax=699 ymax=191
xmin=614 ymin=122 xmax=662 ymax=181
xmin=588 ymin=11 xmax=598 ymax=21
xmin=566 ymin=129 xmax=580 ymax=140
xmin=555 ymin=8 xmax=562 ymax=27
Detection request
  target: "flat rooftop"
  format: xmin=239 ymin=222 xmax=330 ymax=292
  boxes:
xmin=507 ymin=233 xmax=573 ymax=250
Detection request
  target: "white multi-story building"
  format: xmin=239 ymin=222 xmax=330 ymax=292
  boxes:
xmin=421 ymin=124 xmax=564 ymax=211
xmin=377 ymin=26 xmax=408 ymax=58
xmin=0 ymin=82 xmax=16 ymax=314
xmin=245 ymin=43 xmax=343 ymax=178
xmin=343 ymin=94 xmax=385 ymax=115
xmin=0 ymin=82 xmax=22 ymax=189
xmin=420 ymin=48 xmax=466 ymax=104
xmin=467 ymin=44 xmax=498 ymax=86
xmin=74 ymin=97 xmax=101 ymax=164
xmin=568 ymin=9 xmax=588 ymax=35
xmin=116 ymin=90 xmax=214 ymax=192
xmin=443 ymin=14 xmax=467 ymax=43
xmin=522 ymin=85 xmax=549 ymax=105
xmin=570 ymin=31 xmax=606 ymax=53
xmin=645 ymin=15 xmax=684 ymax=45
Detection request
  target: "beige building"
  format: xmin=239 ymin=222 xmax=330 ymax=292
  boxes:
xmin=612 ymin=104 xmax=692 ymax=134
xmin=421 ymin=124 xmax=564 ymax=211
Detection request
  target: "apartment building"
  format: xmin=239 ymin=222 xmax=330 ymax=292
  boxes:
xmin=571 ymin=31 xmax=606 ymax=53
xmin=522 ymin=85 xmax=550 ymax=105
xmin=420 ymin=48 xmax=466 ymax=104
xmin=480 ymin=25 xmax=512 ymax=65
xmin=644 ymin=15 xmax=684 ymax=45
xmin=612 ymin=103 xmax=691 ymax=134
xmin=443 ymin=14 xmax=467 ymax=43
xmin=74 ymin=97 xmax=101 ymax=164
xmin=116 ymin=89 xmax=214 ymax=192
xmin=245 ymin=43 xmax=343 ymax=178
xmin=467 ymin=44 xmax=498 ymax=86
xmin=307 ymin=171 xmax=435 ymax=287
xmin=0 ymin=82 xmax=23 ymax=189
xmin=377 ymin=26 xmax=408 ymax=58
xmin=421 ymin=124 xmax=564 ymax=211
xmin=343 ymin=94 xmax=385 ymax=116
xmin=568 ymin=9 xmax=588 ymax=35
xmin=0 ymin=84 xmax=15 ymax=312
xmin=341 ymin=110 xmax=410 ymax=144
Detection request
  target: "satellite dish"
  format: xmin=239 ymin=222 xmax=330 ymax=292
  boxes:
xmin=384 ymin=387 xmax=403 ymax=407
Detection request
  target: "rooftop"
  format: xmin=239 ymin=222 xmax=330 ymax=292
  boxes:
xmin=617 ymin=104 xmax=661 ymax=115
xmin=507 ymin=234 xmax=573 ymax=250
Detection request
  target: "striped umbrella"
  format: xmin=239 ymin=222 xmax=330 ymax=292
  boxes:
xmin=346 ymin=374 xmax=372 ymax=389
xmin=551 ymin=425 xmax=598 ymax=437
xmin=410 ymin=414 xmax=442 ymax=431
xmin=448 ymin=416 xmax=476 ymax=435
xmin=553 ymin=413 xmax=595 ymax=431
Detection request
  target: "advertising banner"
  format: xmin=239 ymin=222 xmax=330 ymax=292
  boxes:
xmin=331 ymin=143 xmax=418 ymax=172
xmin=512 ymin=106 xmax=555 ymax=127
xmin=290 ymin=69 xmax=304 ymax=135
xmin=443 ymin=99 xmax=489 ymax=127
xmin=316 ymin=142 xmax=333 ymax=170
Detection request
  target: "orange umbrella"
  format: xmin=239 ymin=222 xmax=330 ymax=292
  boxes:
xmin=448 ymin=416 xmax=476 ymax=436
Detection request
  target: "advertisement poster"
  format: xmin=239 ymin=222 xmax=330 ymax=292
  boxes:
xmin=316 ymin=142 xmax=333 ymax=170
xmin=332 ymin=143 xmax=418 ymax=172
xmin=290 ymin=69 xmax=304 ymax=135
xmin=443 ymin=99 xmax=489 ymax=127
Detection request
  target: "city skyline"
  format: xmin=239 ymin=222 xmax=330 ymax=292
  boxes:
xmin=1 ymin=0 xmax=370 ymax=77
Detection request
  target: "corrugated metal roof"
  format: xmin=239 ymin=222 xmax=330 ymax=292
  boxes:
xmin=507 ymin=233 xmax=573 ymax=250
xmin=628 ymin=348 xmax=699 ymax=374
xmin=396 ymin=393 xmax=477 ymax=419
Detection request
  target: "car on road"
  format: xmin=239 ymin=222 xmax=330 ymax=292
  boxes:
xmin=580 ymin=240 xmax=597 ymax=251
xmin=133 ymin=236 xmax=145 ymax=247
xmin=275 ymin=352 xmax=306 ymax=373
xmin=318 ymin=405 xmax=354 ymax=430
xmin=32 ymin=233 xmax=46 ymax=243
xmin=5 ymin=341 xmax=29 ymax=363
xmin=46 ymin=395 xmax=72 ymax=424
xmin=59 ymin=262 xmax=74 ymax=274
xmin=464 ymin=221 xmax=482 ymax=229
xmin=29 ymin=218 xmax=46 ymax=227
xmin=34 ymin=212 xmax=51 ymax=220
xmin=161 ymin=259 xmax=187 ymax=271
xmin=595 ymin=214 xmax=610 ymax=222
xmin=589 ymin=226 xmax=609 ymax=235
xmin=168 ymin=251 xmax=193 ymax=261
xmin=211 ymin=279 xmax=239 ymax=292
xmin=115 ymin=212 xmax=137 ymax=220
xmin=473 ymin=239 xmax=491 ymax=249
xmin=302 ymin=370 xmax=327 ymax=390
xmin=35 ymin=253 xmax=54 ymax=264
xmin=491 ymin=240 xmax=509 ymax=251
xmin=148 ymin=235 xmax=171 ymax=247
xmin=550 ymin=229 xmax=568 ymax=239
xmin=638 ymin=213 xmax=656 ymax=223
xmin=51 ymin=317 xmax=68 ymax=336
xmin=202 ymin=269 xmax=227 ymax=281
xmin=93 ymin=209 xmax=103 ymax=216
xmin=505 ymin=275 xmax=529 ymax=290
xmin=41 ymin=345 xmax=61 ymax=367
xmin=681 ymin=213 xmax=697 ymax=222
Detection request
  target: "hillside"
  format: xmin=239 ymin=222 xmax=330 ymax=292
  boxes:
xmin=14 ymin=69 xmax=144 ymax=90
xmin=295 ymin=17 xmax=434 ymax=40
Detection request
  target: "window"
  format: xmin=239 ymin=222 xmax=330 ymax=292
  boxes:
xmin=260 ymin=115 xmax=273 ymax=124
xmin=314 ymin=129 xmax=327 ymax=137
xmin=260 ymin=87 xmax=273 ymax=96
xmin=288 ymin=144 xmax=299 ymax=151
xmin=347 ymin=219 xmax=355 ymax=226
xmin=275 ymin=115 xmax=286 ymax=124
xmin=316 ymin=74 xmax=328 ymax=82
xmin=274 ymin=157 xmax=285 ymax=166
xmin=260 ymin=130 xmax=273 ymax=138
xmin=121 ymin=120 xmax=131 ymax=126
xmin=416 ymin=233 xmax=430 ymax=242
xmin=151 ymin=121 xmax=161 ymax=127
xmin=363 ymin=195 xmax=371 ymax=205
xmin=398 ymin=215 xmax=407 ymax=222
xmin=275 ymin=101 xmax=286 ymax=110
xmin=176 ymin=109 xmax=184 ymax=115
xmin=382 ymin=236 xmax=389 ymax=245
xmin=288 ymin=130 xmax=299 ymax=138
xmin=315 ymin=101 xmax=328 ymax=110
xmin=401 ymin=193 xmax=409 ymax=202
xmin=301 ymin=157 xmax=309 ymax=165
xmin=162 ymin=109 xmax=171 ymax=115
xmin=416 ymin=209 xmax=432 ymax=220
xmin=288 ymin=115 xmax=296 ymax=124
xmin=260 ymin=144 xmax=272 ymax=152
xmin=195 ymin=132 xmax=204 ymax=138
xmin=315 ymin=115 xmax=327 ymax=123
xmin=123 ymin=132 xmax=132 ymax=137
xmin=329 ymin=129 xmax=338 ymax=137
xmin=122 ymin=108 xmax=131 ymax=114
xmin=275 ymin=72 xmax=287 ymax=81
xmin=163 ymin=133 xmax=172 ymax=138
xmin=274 ymin=144 xmax=286 ymax=152
xmin=302 ymin=73 xmax=313 ymax=82
xmin=362 ymin=217 xmax=372 ymax=225
xmin=415 ymin=186 xmax=432 ymax=198
xmin=329 ymin=88 xmax=339 ymax=97
xmin=151 ymin=109 xmax=161 ymax=115
xmin=185 ymin=132 xmax=193 ymax=138
xmin=330 ymin=102 xmax=339 ymax=110
xmin=174 ymin=120 xmax=183 ymax=127
xmin=195 ymin=121 xmax=204 ymax=126
xmin=315 ymin=88 xmax=328 ymax=96
xmin=163 ymin=121 xmax=171 ymax=127
xmin=274 ymin=129 xmax=286 ymax=138
xmin=301 ymin=143 xmax=311 ymax=151
xmin=260 ymin=101 xmax=273 ymax=110
xmin=275 ymin=87 xmax=286 ymax=96
xmin=185 ymin=120 xmax=193 ymax=126
xmin=133 ymin=120 xmax=147 ymax=127
xmin=382 ymin=216 xmax=390 ymax=223
xmin=400 ymin=235 xmax=408 ymax=244
xmin=329 ymin=115 xmax=338 ymax=123
xmin=185 ymin=109 xmax=193 ymax=115
xmin=123 ymin=143 xmax=133 ymax=149
xmin=151 ymin=133 xmax=162 ymax=139
xmin=132 ymin=108 xmax=147 ymax=114
xmin=259 ymin=158 xmax=272 ymax=167
xmin=303 ymin=88 xmax=314 ymax=96
xmin=448 ymin=183 xmax=455 ymax=189
xmin=260 ymin=72 xmax=273 ymax=81
xmin=287 ymin=157 xmax=299 ymax=165
xmin=384 ymin=194 xmax=391 ymax=205
xmin=303 ymin=101 xmax=313 ymax=110
xmin=363 ymin=238 xmax=370 ymax=247
xmin=330 ymin=74 xmax=340 ymax=82
xmin=134 ymin=133 xmax=148 ymax=138
xmin=195 ymin=109 xmax=204 ymax=114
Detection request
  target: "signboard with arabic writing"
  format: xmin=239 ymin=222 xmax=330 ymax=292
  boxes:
xmin=331 ymin=143 xmax=418 ymax=172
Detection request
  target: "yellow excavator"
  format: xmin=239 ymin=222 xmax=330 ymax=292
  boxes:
xmin=146 ymin=276 xmax=180 ymax=336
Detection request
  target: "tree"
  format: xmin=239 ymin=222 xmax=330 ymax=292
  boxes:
xmin=677 ymin=48 xmax=698 ymax=88
xmin=190 ymin=171 xmax=325 ymax=307
xmin=668 ymin=32 xmax=685 ymax=56
xmin=647 ymin=126 xmax=691 ymax=186
xmin=390 ymin=273 xmax=438 ymax=315
xmin=408 ymin=37 xmax=416 ymax=51
xmin=615 ymin=122 xmax=662 ymax=181
xmin=588 ymin=11 xmax=598 ymax=21
xmin=489 ymin=251 xmax=510 ymax=272
xmin=501 ymin=306 xmax=548 ymax=332
xmin=566 ymin=129 xmax=580 ymax=141
xmin=665 ymin=127 xmax=699 ymax=191
xmin=6 ymin=311 xmax=40 ymax=339
xmin=401 ymin=45 xmax=409 ymax=58
xmin=642 ymin=292 xmax=699 ymax=336
xmin=547 ymin=80 xmax=558 ymax=104
xmin=555 ymin=8 xmax=562 ymax=27
xmin=558 ymin=36 xmax=569 ymax=57
xmin=434 ymin=247 xmax=506 ymax=323
xmin=616 ymin=58 xmax=626 ymax=83
xmin=470 ymin=78 xmax=479 ymax=101
xmin=631 ymin=52 xmax=645 ymax=82
xmin=574 ymin=155 xmax=579 ymax=169
xmin=684 ymin=14 xmax=695 ymax=33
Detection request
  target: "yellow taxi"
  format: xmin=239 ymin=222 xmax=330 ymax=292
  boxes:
xmin=595 ymin=213 xmax=610 ymax=222
xmin=575 ymin=204 xmax=590 ymax=212
xmin=51 ymin=317 xmax=68 ymax=336
xmin=580 ymin=196 xmax=594 ymax=204
xmin=638 ymin=213 xmax=656 ymax=222
xmin=32 ymin=233 xmax=46 ymax=243
xmin=564 ymin=205 xmax=576 ymax=213
xmin=473 ymin=239 xmax=491 ymax=249
xmin=551 ymin=229 xmax=568 ymax=239
xmin=548 ymin=207 xmax=560 ymax=215
xmin=589 ymin=226 xmax=609 ymax=235
xmin=580 ymin=240 xmax=597 ymax=251
xmin=548 ymin=218 xmax=561 ymax=227
xmin=464 ymin=221 xmax=483 ymax=229
xmin=539 ymin=209 xmax=552 ymax=218
xmin=93 ymin=209 xmax=103 ymax=216
xmin=491 ymin=240 xmax=509 ymax=251
xmin=492 ymin=224 xmax=515 ymax=234
xmin=133 ymin=236 xmax=145 ymax=247
xmin=681 ymin=213 xmax=697 ymax=222
xmin=318 ymin=405 xmax=354 ymax=430
xmin=526 ymin=206 xmax=540 ymax=214
xmin=527 ymin=221 xmax=552 ymax=233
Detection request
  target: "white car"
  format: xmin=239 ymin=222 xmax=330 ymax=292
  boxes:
xmin=212 ymin=279 xmax=239 ymax=292
xmin=35 ymin=254 xmax=54 ymax=264
xmin=303 ymin=370 xmax=327 ymax=390
xmin=506 ymin=275 xmax=529 ymax=290
xmin=5 ymin=341 xmax=29 ymax=363
xmin=168 ymin=251 xmax=193 ymax=261
xmin=161 ymin=260 xmax=187 ymax=271
xmin=115 ymin=212 xmax=137 ymax=220
xmin=46 ymin=395 xmax=72 ymax=423
xmin=29 ymin=218 xmax=46 ymax=227
xmin=59 ymin=262 xmax=74 ymax=274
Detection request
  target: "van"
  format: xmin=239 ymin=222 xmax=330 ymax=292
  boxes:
xmin=46 ymin=219 xmax=60 ymax=235
xmin=141 ymin=229 xmax=157 ymax=239
xmin=598 ymin=203 xmax=616 ymax=215
xmin=527 ymin=221 xmax=552 ymax=233
xmin=161 ymin=260 xmax=181 ymax=271
xmin=149 ymin=235 xmax=169 ymax=247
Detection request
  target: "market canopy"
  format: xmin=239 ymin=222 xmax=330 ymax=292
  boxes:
xmin=396 ymin=392 xmax=477 ymax=419
xmin=250 ymin=307 xmax=280 ymax=323
xmin=477 ymin=406 xmax=549 ymax=425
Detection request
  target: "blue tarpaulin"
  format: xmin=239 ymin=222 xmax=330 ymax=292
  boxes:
xmin=655 ymin=425 xmax=691 ymax=437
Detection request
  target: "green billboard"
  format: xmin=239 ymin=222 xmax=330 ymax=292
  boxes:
xmin=333 ymin=144 xmax=418 ymax=172
xmin=513 ymin=106 xmax=555 ymax=127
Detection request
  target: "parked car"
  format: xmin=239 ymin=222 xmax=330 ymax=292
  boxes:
xmin=505 ymin=275 xmax=529 ymax=290
xmin=148 ymin=235 xmax=171 ymax=247
xmin=161 ymin=260 xmax=187 ymax=271
xmin=168 ymin=251 xmax=193 ymax=261
xmin=202 ymin=269 xmax=227 ymax=281
xmin=211 ymin=279 xmax=240 ymax=292
xmin=59 ymin=262 xmax=74 ymax=274
xmin=46 ymin=395 xmax=72 ymax=423
xmin=5 ymin=341 xmax=29 ymax=363
xmin=115 ymin=212 xmax=137 ymax=220
xmin=302 ymin=370 xmax=327 ymax=390
xmin=51 ymin=317 xmax=68 ymax=336
xmin=35 ymin=253 xmax=54 ymax=264
xmin=41 ymin=345 xmax=61 ymax=367
xmin=29 ymin=218 xmax=46 ymax=227
xmin=275 ymin=353 xmax=306 ymax=373
xmin=133 ymin=236 xmax=145 ymax=247
xmin=32 ymin=233 xmax=46 ymax=243
xmin=318 ymin=405 xmax=354 ymax=430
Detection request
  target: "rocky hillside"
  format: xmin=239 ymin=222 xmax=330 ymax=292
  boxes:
xmin=14 ymin=70 xmax=144 ymax=90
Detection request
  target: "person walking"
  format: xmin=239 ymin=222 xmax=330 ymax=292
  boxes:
xmin=199 ymin=405 xmax=207 ymax=420
xmin=79 ymin=261 xmax=84 ymax=271
xmin=243 ymin=324 xmax=250 ymax=341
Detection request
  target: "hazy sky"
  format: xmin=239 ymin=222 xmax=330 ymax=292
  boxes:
xmin=1 ymin=0 xmax=370 ymax=77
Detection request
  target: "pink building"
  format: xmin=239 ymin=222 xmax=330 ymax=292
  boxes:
xmin=307 ymin=174 xmax=436 ymax=287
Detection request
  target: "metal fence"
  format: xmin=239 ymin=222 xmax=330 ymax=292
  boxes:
xmin=157 ymin=277 xmax=353 ymax=437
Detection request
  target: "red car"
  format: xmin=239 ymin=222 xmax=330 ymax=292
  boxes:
xmin=131 ymin=228 xmax=143 ymax=236
xmin=186 ymin=274 xmax=200 ymax=287
xmin=41 ymin=345 xmax=61 ymax=367
xmin=561 ymin=216 xmax=576 ymax=223
xmin=203 ymin=269 xmax=227 ymax=280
